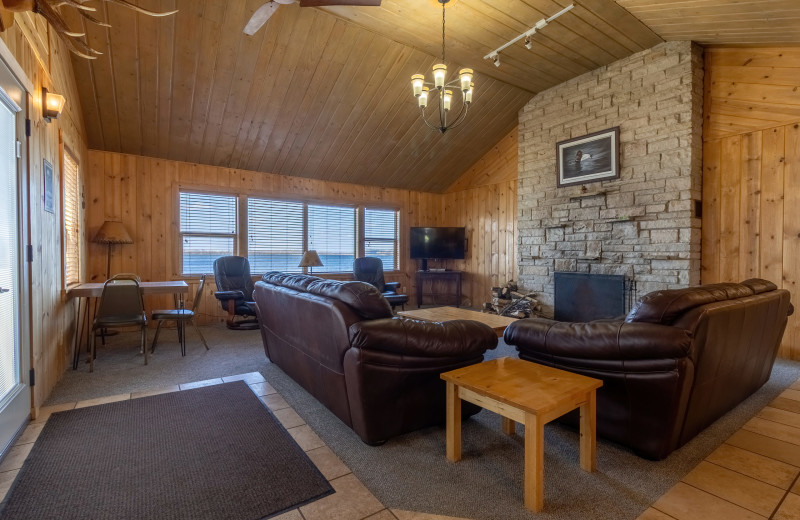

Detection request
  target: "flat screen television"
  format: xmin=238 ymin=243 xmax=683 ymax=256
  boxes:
xmin=410 ymin=227 xmax=466 ymax=267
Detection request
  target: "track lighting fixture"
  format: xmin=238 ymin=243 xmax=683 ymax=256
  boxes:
xmin=484 ymin=4 xmax=573 ymax=64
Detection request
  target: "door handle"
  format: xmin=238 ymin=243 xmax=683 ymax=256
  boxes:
xmin=0 ymin=287 xmax=8 ymax=294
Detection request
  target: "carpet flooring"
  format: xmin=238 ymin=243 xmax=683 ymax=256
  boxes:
xmin=6 ymin=381 xmax=332 ymax=520
xmin=44 ymin=325 xmax=800 ymax=519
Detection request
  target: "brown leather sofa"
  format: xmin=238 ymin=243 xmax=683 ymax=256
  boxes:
xmin=253 ymin=272 xmax=498 ymax=444
xmin=503 ymin=279 xmax=792 ymax=459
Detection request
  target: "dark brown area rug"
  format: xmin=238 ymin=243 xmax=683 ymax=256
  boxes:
xmin=0 ymin=381 xmax=333 ymax=520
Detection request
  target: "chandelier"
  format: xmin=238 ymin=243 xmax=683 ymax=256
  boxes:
xmin=410 ymin=0 xmax=474 ymax=134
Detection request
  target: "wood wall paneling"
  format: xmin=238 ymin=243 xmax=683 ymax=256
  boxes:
xmin=0 ymin=15 xmax=89 ymax=412
xmin=85 ymin=124 xmax=518 ymax=324
xmin=702 ymin=45 xmax=800 ymax=358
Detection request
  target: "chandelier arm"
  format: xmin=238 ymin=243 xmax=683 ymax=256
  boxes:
xmin=420 ymin=109 xmax=445 ymax=132
xmin=445 ymin=103 xmax=469 ymax=132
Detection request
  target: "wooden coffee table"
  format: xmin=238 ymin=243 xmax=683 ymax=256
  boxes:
xmin=397 ymin=306 xmax=516 ymax=337
xmin=441 ymin=357 xmax=603 ymax=512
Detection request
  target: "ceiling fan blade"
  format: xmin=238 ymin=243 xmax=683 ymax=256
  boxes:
xmin=299 ymin=1 xmax=380 ymax=6
xmin=244 ymin=2 xmax=280 ymax=35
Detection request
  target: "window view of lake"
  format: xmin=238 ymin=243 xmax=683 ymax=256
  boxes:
xmin=183 ymin=253 xmax=395 ymax=275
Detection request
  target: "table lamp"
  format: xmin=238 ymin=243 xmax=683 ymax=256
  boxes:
xmin=94 ymin=220 xmax=133 ymax=279
xmin=299 ymin=250 xmax=323 ymax=274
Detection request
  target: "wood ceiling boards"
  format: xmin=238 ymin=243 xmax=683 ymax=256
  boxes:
xmin=615 ymin=0 xmax=800 ymax=45
xmin=68 ymin=0 xmax=663 ymax=192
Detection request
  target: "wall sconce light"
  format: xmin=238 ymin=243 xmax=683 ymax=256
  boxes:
xmin=42 ymin=87 xmax=66 ymax=122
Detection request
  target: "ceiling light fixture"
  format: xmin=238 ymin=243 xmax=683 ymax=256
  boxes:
xmin=410 ymin=0 xmax=473 ymax=134
xmin=483 ymin=4 xmax=574 ymax=66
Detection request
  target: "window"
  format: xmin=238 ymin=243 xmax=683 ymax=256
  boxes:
xmin=308 ymin=204 xmax=357 ymax=273
xmin=62 ymin=151 xmax=81 ymax=286
xmin=179 ymin=192 xmax=237 ymax=275
xmin=363 ymin=208 xmax=399 ymax=270
xmin=178 ymin=191 xmax=400 ymax=275
xmin=247 ymin=199 xmax=304 ymax=273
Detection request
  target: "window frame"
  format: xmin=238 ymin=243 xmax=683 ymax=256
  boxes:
xmin=175 ymin=186 xmax=402 ymax=277
xmin=60 ymin=145 xmax=82 ymax=289
xmin=177 ymin=189 xmax=240 ymax=276
xmin=360 ymin=207 xmax=400 ymax=271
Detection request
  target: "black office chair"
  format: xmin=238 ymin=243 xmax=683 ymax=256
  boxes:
xmin=213 ymin=256 xmax=259 ymax=330
xmin=354 ymin=257 xmax=408 ymax=311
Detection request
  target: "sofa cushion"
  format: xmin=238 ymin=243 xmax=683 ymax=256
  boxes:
xmin=262 ymin=272 xmax=392 ymax=320
xmin=625 ymin=282 xmax=756 ymax=325
xmin=741 ymin=278 xmax=778 ymax=294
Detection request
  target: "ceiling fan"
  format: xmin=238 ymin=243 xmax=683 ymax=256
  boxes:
xmin=244 ymin=0 xmax=380 ymax=36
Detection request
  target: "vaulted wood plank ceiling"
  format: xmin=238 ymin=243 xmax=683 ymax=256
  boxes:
xmin=67 ymin=0 xmax=800 ymax=193
xmin=615 ymin=0 xmax=800 ymax=44
xmin=66 ymin=0 xmax=666 ymax=192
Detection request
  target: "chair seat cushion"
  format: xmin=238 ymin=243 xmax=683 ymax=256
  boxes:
xmin=383 ymin=293 xmax=409 ymax=305
xmin=94 ymin=315 xmax=145 ymax=327
xmin=152 ymin=309 xmax=195 ymax=320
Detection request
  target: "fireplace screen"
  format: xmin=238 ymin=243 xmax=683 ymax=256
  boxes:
xmin=554 ymin=272 xmax=631 ymax=322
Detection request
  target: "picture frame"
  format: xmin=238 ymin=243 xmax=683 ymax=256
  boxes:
xmin=556 ymin=127 xmax=620 ymax=188
xmin=43 ymin=159 xmax=54 ymax=213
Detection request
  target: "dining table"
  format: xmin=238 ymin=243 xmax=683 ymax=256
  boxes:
xmin=67 ymin=281 xmax=189 ymax=370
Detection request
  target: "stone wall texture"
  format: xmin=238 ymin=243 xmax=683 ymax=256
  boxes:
xmin=517 ymin=41 xmax=704 ymax=315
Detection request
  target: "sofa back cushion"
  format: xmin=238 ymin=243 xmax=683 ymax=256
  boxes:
xmin=625 ymin=282 xmax=756 ymax=325
xmin=262 ymin=272 xmax=392 ymax=320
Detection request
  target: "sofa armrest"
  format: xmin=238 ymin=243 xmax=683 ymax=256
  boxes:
xmin=383 ymin=282 xmax=401 ymax=293
xmin=349 ymin=317 xmax=497 ymax=358
xmin=214 ymin=290 xmax=244 ymax=301
xmin=503 ymin=318 xmax=692 ymax=361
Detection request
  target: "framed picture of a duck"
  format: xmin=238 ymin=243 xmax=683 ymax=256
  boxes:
xmin=556 ymin=127 xmax=620 ymax=188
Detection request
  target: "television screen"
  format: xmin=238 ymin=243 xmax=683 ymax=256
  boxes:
xmin=410 ymin=227 xmax=466 ymax=259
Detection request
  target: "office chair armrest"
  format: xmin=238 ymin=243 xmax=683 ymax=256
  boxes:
xmin=384 ymin=282 xmax=401 ymax=293
xmin=214 ymin=290 xmax=245 ymax=301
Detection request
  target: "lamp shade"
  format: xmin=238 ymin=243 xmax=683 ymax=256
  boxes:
xmin=93 ymin=220 xmax=133 ymax=244
xmin=298 ymin=250 xmax=323 ymax=268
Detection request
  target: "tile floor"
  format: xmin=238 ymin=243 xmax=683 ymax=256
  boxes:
xmin=0 ymin=371 xmax=470 ymax=520
xmin=3 ymin=371 xmax=799 ymax=520
xmin=639 ymin=379 xmax=800 ymax=520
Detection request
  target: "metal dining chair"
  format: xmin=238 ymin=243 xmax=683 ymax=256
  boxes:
xmin=90 ymin=274 xmax=148 ymax=372
xmin=150 ymin=275 xmax=210 ymax=356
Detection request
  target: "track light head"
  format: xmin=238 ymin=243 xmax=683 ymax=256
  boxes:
xmin=492 ymin=53 xmax=500 ymax=67
xmin=524 ymin=36 xmax=532 ymax=49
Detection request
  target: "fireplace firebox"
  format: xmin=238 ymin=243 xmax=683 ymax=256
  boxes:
xmin=554 ymin=272 xmax=633 ymax=322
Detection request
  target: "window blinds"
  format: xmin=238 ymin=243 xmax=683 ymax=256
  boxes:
xmin=179 ymin=192 xmax=237 ymax=275
xmin=308 ymin=204 xmax=356 ymax=273
xmin=63 ymin=152 xmax=80 ymax=286
xmin=364 ymin=208 xmax=398 ymax=270
xmin=247 ymin=198 xmax=304 ymax=273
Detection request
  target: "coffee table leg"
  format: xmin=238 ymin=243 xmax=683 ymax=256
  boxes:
xmin=524 ymin=412 xmax=544 ymax=512
xmin=446 ymin=382 xmax=462 ymax=462
xmin=579 ymin=390 xmax=597 ymax=472
xmin=502 ymin=417 xmax=516 ymax=435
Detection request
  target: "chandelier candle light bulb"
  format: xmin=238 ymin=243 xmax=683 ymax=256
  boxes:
xmin=409 ymin=0 xmax=475 ymax=134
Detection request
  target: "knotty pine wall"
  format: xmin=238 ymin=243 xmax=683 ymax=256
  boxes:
xmin=84 ymin=130 xmax=518 ymax=325
xmin=702 ymin=47 xmax=800 ymax=359
xmin=0 ymin=15 xmax=89 ymax=411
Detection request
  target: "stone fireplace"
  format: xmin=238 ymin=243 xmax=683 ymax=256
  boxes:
xmin=517 ymin=41 xmax=704 ymax=317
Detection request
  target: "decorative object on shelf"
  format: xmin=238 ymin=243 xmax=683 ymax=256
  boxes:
xmin=244 ymin=0 xmax=381 ymax=36
xmin=42 ymin=159 xmax=53 ymax=213
xmin=484 ymin=4 xmax=573 ymax=67
xmin=93 ymin=220 xmax=133 ymax=279
xmin=556 ymin=127 xmax=620 ymax=188
xmin=298 ymin=250 xmax=323 ymax=274
xmin=0 ymin=0 xmax=178 ymax=59
xmin=410 ymin=0 xmax=474 ymax=134
xmin=41 ymin=87 xmax=65 ymax=122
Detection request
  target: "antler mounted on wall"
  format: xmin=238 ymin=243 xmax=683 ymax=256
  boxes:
xmin=0 ymin=0 xmax=178 ymax=59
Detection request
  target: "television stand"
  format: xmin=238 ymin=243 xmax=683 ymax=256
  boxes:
xmin=416 ymin=270 xmax=462 ymax=308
